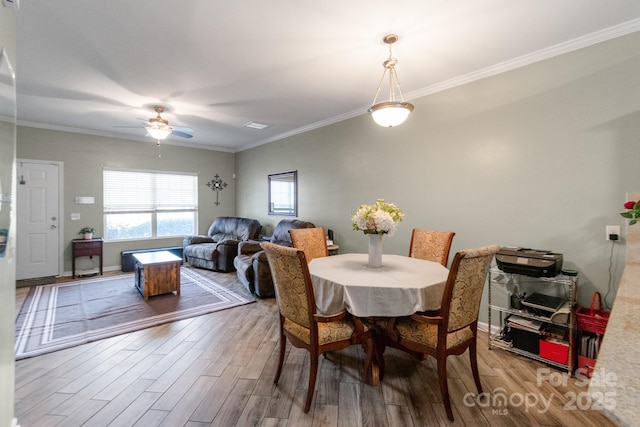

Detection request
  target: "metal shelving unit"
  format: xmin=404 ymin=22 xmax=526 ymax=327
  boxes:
xmin=487 ymin=267 xmax=578 ymax=375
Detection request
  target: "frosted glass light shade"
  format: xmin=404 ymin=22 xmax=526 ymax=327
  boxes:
xmin=146 ymin=126 xmax=172 ymax=139
xmin=369 ymin=101 xmax=414 ymax=127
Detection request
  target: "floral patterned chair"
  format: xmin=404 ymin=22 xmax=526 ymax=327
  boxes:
xmin=260 ymin=242 xmax=372 ymax=413
xmin=288 ymin=227 xmax=328 ymax=263
xmin=408 ymin=228 xmax=455 ymax=267
xmin=381 ymin=244 xmax=500 ymax=421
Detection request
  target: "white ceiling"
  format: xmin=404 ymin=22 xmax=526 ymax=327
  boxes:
xmin=15 ymin=1 xmax=640 ymax=153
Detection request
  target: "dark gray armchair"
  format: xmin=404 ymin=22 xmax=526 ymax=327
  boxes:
xmin=183 ymin=216 xmax=261 ymax=272
xmin=234 ymin=219 xmax=315 ymax=297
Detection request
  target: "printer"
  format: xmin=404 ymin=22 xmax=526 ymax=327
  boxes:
xmin=495 ymin=246 xmax=563 ymax=277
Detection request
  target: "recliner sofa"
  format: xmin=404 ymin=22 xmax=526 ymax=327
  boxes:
xmin=183 ymin=216 xmax=261 ymax=272
xmin=234 ymin=219 xmax=314 ymax=297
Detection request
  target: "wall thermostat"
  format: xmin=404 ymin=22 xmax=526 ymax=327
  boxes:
xmin=75 ymin=196 xmax=95 ymax=204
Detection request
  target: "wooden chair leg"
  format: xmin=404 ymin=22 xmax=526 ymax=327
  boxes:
xmin=304 ymin=352 xmax=319 ymax=413
xmin=469 ymin=338 xmax=482 ymax=393
xmin=437 ymin=353 xmax=454 ymax=421
xmin=274 ymin=333 xmax=286 ymax=384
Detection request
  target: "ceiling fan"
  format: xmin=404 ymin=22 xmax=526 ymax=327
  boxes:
xmin=116 ymin=106 xmax=193 ymax=140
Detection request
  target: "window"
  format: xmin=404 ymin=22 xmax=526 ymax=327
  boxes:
xmin=103 ymin=168 xmax=198 ymax=240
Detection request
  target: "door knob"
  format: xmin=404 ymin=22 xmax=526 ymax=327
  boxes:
xmin=50 ymin=224 xmax=57 ymax=229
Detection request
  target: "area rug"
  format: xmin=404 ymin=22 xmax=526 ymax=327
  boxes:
xmin=15 ymin=268 xmax=255 ymax=360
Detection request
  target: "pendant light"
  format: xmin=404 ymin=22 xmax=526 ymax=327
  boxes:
xmin=368 ymin=34 xmax=414 ymax=127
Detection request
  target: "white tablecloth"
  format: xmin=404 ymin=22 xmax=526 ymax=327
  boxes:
xmin=309 ymin=253 xmax=449 ymax=317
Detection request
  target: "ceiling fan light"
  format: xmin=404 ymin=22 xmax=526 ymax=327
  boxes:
xmin=369 ymin=101 xmax=414 ymax=127
xmin=146 ymin=125 xmax=172 ymax=140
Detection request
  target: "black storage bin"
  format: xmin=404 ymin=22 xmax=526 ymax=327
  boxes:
xmin=509 ymin=326 xmax=540 ymax=355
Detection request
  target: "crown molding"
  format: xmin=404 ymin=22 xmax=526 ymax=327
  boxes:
xmin=238 ymin=19 xmax=640 ymax=152
xmin=16 ymin=120 xmax=236 ymax=153
xmin=406 ymin=18 xmax=640 ymax=100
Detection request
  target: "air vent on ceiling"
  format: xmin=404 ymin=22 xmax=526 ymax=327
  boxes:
xmin=243 ymin=121 xmax=270 ymax=130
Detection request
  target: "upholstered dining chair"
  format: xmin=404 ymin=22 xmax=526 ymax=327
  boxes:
xmin=289 ymin=227 xmax=328 ymax=263
xmin=408 ymin=228 xmax=455 ymax=267
xmin=261 ymin=242 xmax=372 ymax=413
xmin=382 ymin=244 xmax=500 ymax=421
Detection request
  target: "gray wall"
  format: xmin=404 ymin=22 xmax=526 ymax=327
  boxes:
xmin=0 ymin=4 xmax=16 ymax=425
xmin=236 ymin=31 xmax=640 ymax=313
xmin=17 ymin=128 xmax=236 ymax=272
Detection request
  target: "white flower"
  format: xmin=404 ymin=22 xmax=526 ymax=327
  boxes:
xmin=352 ymin=199 xmax=404 ymax=236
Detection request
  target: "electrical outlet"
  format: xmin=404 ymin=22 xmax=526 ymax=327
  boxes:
xmin=606 ymin=225 xmax=620 ymax=241
xmin=71 ymin=213 xmax=80 ymax=220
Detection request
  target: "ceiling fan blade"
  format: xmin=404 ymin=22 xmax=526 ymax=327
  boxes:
xmin=172 ymin=126 xmax=193 ymax=132
xmin=172 ymin=130 xmax=193 ymax=139
xmin=114 ymin=125 xmax=146 ymax=129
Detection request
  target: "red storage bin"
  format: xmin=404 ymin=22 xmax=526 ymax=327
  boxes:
xmin=539 ymin=338 xmax=569 ymax=365
xmin=576 ymin=292 xmax=610 ymax=335
xmin=577 ymin=355 xmax=596 ymax=378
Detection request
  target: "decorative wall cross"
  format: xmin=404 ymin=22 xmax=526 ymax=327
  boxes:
xmin=206 ymin=174 xmax=228 ymax=206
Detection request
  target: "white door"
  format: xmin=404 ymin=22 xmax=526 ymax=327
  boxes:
xmin=16 ymin=160 xmax=61 ymax=280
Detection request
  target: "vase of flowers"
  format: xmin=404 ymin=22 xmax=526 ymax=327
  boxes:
xmin=620 ymin=200 xmax=640 ymax=225
xmin=352 ymin=199 xmax=404 ymax=267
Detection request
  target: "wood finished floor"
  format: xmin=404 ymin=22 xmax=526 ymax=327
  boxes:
xmin=14 ymin=268 xmax=616 ymax=427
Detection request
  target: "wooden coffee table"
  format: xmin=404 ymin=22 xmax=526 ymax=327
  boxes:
xmin=133 ymin=251 xmax=182 ymax=300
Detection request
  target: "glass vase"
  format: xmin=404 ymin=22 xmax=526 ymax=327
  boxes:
xmin=368 ymin=233 xmax=383 ymax=268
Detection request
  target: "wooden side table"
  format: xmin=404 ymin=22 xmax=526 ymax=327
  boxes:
xmin=133 ymin=251 xmax=182 ymax=300
xmin=72 ymin=238 xmax=103 ymax=278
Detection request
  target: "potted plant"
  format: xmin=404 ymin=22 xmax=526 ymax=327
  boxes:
xmin=0 ymin=228 xmax=7 ymax=244
xmin=79 ymin=227 xmax=96 ymax=240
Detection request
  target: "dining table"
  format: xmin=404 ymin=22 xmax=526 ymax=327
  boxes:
xmin=308 ymin=253 xmax=450 ymax=384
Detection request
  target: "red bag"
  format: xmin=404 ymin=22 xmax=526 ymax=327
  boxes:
xmin=576 ymin=291 xmax=610 ymax=335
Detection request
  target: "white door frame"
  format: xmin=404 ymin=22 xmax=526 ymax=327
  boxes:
xmin=17 ymin=159 xmax=64 ymax=278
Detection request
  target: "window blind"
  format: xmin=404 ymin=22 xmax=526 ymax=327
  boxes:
xmin=103 ymin=169 xmax=197 ymax=212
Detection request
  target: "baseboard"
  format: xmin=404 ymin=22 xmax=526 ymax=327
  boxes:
xmin=20 ymin=265 xmax=129 ymax=283
xmin=478 ymin=320 xmax=501 ymax=335
xmin=11 ymin=418 xmax=21 ymax=427
xmin=60 ymin=265 xmax=125 ymax=277
xmin=16 ymin=276 xmax=56 ymax=288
